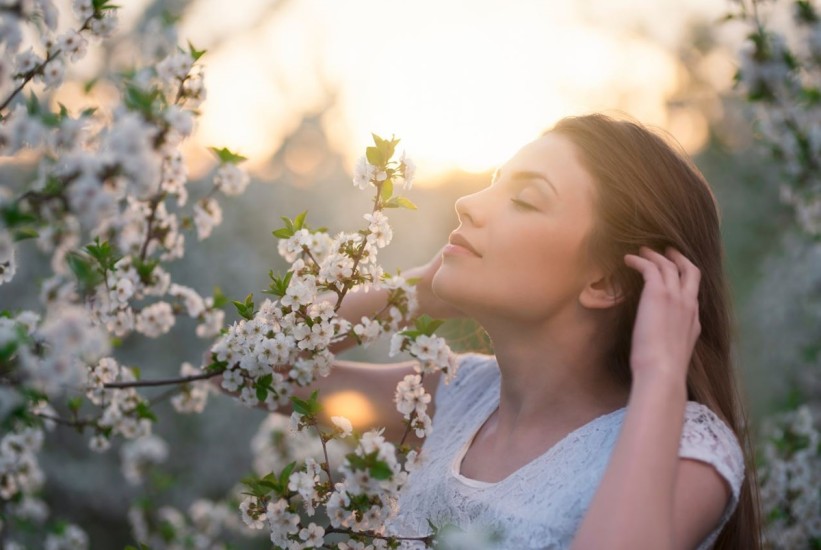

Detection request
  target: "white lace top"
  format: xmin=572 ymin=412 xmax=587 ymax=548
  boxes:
xmin=388 ymin=354 xmax=745 ymax=549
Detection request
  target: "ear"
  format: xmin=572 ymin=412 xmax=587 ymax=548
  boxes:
xmin=578 ymin=271 xmax=624 ymax=310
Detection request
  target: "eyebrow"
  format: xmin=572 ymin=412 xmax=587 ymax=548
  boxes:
xmin=494 ymin=168 xmax=559 ymax=197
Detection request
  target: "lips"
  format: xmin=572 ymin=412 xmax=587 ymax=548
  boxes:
xmin=448 ymin=232 xmax=482 ymax=257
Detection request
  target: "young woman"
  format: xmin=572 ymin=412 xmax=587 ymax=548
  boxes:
xmin=279 ymin=113 xmax=761 ymax=548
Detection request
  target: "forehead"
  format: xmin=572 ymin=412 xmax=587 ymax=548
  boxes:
xmin=501 ymin=132 xmax=597 ymax=199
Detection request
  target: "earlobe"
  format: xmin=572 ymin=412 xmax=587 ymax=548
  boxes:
xmin=579 ymin=276 xmax=624 ymax=310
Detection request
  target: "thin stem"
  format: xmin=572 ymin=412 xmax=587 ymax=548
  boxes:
xmin=323 ymin=526 xmax=433 ymax=544
xmin=333 ymin=184 xmax=384 ymax=313
xmin=398 ymin=372 xmax=425 ymax=448
xmin=0 ymin=14 xmax=95 ymax=113
xmin=34 ymin=411 xmax=96 ymax=430
xmin=398 ymin=412 xmax=415 ymax=449
xmin=315 ymin=426 xmax=335 ymax=487
xmin=104 ymin=370 xmax=220 ymax=389
xmin=138 ymin=192 xmax=164 ymax=262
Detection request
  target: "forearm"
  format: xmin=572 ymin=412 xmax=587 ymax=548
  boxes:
xmin=571 ymin=372 xmax=687 ymax=550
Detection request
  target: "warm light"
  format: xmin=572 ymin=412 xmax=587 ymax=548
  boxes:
xmin=178 ymin=0 xmax=727 ymax=186
xmin=322 ymin=390 xmax=377 ymax=429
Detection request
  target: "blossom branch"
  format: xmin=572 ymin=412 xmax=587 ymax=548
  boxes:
xmin=104 ymin=369 xmax=220 ymax=389
xmin=0 ymin=14 xmax=95 ymax=113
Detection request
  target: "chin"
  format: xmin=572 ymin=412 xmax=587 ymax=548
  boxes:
xmin=431 ymin=267 xmax=476 ymax=311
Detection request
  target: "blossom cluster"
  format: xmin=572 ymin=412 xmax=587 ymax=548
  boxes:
xmin=208 ymin=141 xmax=424 ymax=413
xmin=0 ymin=1 xmax=462 ymax=547
xmin=730 ymin=0 xmax=821 ymax=235
xmin=128 ymin=498 xmax=242 ymax=550
xmin=757 ymin=405 xmax=821 ymax=549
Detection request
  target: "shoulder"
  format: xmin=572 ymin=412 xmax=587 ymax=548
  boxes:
xmin=674 ymin=401 xmax=746 ymax=547
xmin=679 ymin=401 xmax=745 ymax=502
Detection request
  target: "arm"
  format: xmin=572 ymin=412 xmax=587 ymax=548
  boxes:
xmin=571 ymin=247 xmax=729 ymax=550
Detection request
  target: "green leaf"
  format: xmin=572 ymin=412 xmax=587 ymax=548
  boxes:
xmin=293 ymin=210 xmax=307 ymax=230
xmin=384 ymin=196 xmax=417 ymax=210
xmin=204 ymin=359 xmax=228 ymax=373
xmin=365 ymin=146 xmax=383 ymax=166
xmin=67 ymin=397 xmax=83 ymax=413
xmin=380 ymin=178 xmax=393 ymax=202
xmin=369 ymin=459 xmax=393 ymax=480
xmin=278 ymin=462 xmax=296 ymax=487
xmin=67 ymin=252 xmax=102 ymax=289
xmin=2 ymin=204 xmax=38 ymax=227
xmin=133 ymin=258 xmax=158 ymax=285
xmin=12 ymin=227 xmax=39 ymax=241
xmin=291 ymin=396 xmax=311 ymax=416
xmin=209 ymin=146 xmax=247 ymax=165
xmin=187 ymin=40 xmax=207 ymax=62
xmin=135 ymin=402 xmax=157 ymax=422
xmin=414 ymin=314 xmax=444 ymax=336
xmin=83 ymin=78 xmax=98 ymax=94
xmin=212 ymin=286 xmax=228 ymax=309
xmin=26 ymin=92 xmax=40 ymax=116
xmin=124 ymin=84 xmax=161 ymax=115
xmin=272 ymin=228 xmax=292 ymax=239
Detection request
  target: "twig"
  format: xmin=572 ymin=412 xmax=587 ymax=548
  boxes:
xmin=104 ymin=370 xmax=220 ymax=389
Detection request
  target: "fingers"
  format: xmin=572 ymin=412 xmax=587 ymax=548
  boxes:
xmin=623 ymin=246 xmax=701 ymax=299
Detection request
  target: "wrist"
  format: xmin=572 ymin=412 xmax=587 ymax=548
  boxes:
xmin=631 ymin=368 xmax=687 ymax=400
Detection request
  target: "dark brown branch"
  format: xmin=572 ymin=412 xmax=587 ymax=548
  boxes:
xmin=104 ymin=370 xmax=219 ymax=389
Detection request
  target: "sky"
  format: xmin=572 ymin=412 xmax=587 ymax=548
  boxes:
xmin=76 ymin=0 xmax=740 ymax=185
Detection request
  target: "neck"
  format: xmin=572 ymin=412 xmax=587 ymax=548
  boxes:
xmin=479 ymin=303 xmax=631 ymax=432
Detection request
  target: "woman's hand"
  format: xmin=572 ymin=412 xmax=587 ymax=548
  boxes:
xmin=623 ymin=246 xmax=701 ymax=386
xmin=403 ymin=246 xmax=465 ymax=320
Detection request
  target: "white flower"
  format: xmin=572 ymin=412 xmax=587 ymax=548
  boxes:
xmin=56 ymin=30 xmax=88 ymax=63
xmin=156 ymin=52 xmax=193 ymax=82
xmin=394 ymin=374 xmax=431 ymax=418
xmin=299 ymin=522 xmax=325 ymax=547
xmin=389 ymin=332 xmax=406 ymax=357
xmin=214 ymin=163 xmax=250 ymax=196
xmin=0 ymin=230 xmax=17 ymax=284
xmin=353 ymin=156 xmax=375 ymax=190
xmin=331 ymin=416 xmax=353 ymax=437
xmin=196 ymin=308 xmax=224 ymax=338
xmin=44 ymin=523 xmax=89 ymax=550
xmin=135 ymin=301 xmax=175 ymax=337
xmin=164 ymin=106 xmax=194 ymax=137
xmin=267 ymin=498 xmax=300 ymax=545
xmin=353 ymin=316 xmax=382 ymax=347
xmin=193 ymin=197 xmax=222 ymax=240
xmin=400 ymin=151 xmax=416 ymax=190
xmin=364 ymin=211 xmax=393 ymax=248
xmin=239 ymin=496 xmax=267 ymax=530
xmin=15 ymin=48 xmax=42 ymax=75
xmin=221 ymin=368 xmax=243 ymax=392
xmin=168 ymin=283 xmax=205 ymax=317
xmin=73 ymin=0 xmax=93 ymax=20
xmin=41 ymin=58 xmax=65 ymax=90
xmin=89 ymin=434 xmax=110 ymax=453
xmin=120 ymin=435 xmax=169 ymax=485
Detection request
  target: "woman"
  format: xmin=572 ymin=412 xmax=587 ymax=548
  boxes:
xmin=288 ymin=113 xmax=760 ymax=548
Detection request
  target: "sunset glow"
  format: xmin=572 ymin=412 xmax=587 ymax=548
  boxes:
xmin=175 ymin=0 xmax=729 ymax=184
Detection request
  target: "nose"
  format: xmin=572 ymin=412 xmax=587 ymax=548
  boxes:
xmin=454 ymin=188 xmax=488 ymax=227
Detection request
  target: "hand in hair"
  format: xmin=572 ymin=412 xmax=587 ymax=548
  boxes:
xmin=623 ymin=246 xmax=701 ymax=386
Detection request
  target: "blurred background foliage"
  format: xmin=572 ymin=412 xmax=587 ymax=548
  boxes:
xmin=2 ymin=0 xmax=817 ymax=546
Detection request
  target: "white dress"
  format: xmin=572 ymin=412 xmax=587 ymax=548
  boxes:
xmin=388 ymin=354 xmax=746 ymax=549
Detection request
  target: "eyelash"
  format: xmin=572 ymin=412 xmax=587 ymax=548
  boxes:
xmin=510 ymin=198 xmax=537 ymax=211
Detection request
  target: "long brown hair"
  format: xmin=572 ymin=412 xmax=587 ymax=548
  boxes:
xmin=550 ymin=113 xmax=761 ymax=549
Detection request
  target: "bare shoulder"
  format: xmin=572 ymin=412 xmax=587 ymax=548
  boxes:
xmin=672 ymin=401 xmax=745 ymax=549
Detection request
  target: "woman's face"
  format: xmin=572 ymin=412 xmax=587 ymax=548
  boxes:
xmin=432 ymin=132 xmax=601 ymax=323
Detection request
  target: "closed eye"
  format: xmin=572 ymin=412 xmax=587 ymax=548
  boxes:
xmin=510 ymin=198 xmax=538 ymax=211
